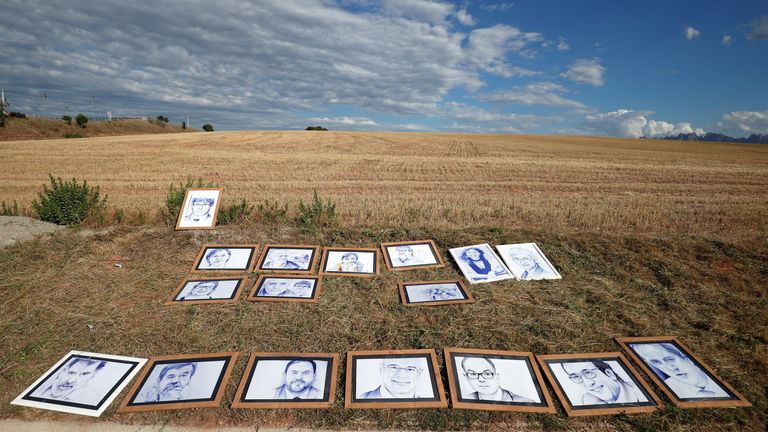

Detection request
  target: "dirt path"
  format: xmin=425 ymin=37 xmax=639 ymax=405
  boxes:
xmin=0 ymin=216 xmax=64 ymax=248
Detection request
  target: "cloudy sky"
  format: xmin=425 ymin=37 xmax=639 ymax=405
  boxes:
xmin=1 ymin=0 xmax=766 ymax=137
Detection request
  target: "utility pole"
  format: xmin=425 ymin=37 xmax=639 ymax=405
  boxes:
xmin=91 ymin=94 xmax=95 ymax=119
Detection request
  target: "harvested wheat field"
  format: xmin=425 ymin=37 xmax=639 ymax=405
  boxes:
xmin=1 ymin=131 xmax=767 ymax=238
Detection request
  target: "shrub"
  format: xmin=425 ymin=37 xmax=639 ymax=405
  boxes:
xmin=202 ymin=123 xmax=214 ymax=132
xmin=75 ymin=113 xmax=88 ymax=128
xmin=63 ymin=133 xmax=83 ymax=139
xmin=62 ymin=115 xmax=72 ymax=125
xmin=182 ymin=121 xmax=186 ymax=130
xmin=217 ymin=199 xmax=253 ymax=225
xmin=296 ymin=190 xmax=336 ymax=228
xmin=31 ymin=175 xmax=108 ymax=226
xmin=1 ymin=200 xmax=21 ymax=216
xmin=255 ymin=199 xmax=289 ymax=223
xmin=159 ymin=177 xmax=219 ymax=225
xmin=305 ymin=126 xmax=328 ymax=131
xmin=156 ymin=115 xmax=169 ymax=123
xmin=8 ymin=111 xmax=26 ymax=119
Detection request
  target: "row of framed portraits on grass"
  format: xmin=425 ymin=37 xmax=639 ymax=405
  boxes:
xmin=188 ymin=240 xmax=561 ymax=283
xmin=11 ymin=337 xmax=750 ymax=418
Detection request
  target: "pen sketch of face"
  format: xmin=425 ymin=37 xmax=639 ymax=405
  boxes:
xmin=205 ymin=248 xmax=231 ymax=268
xmin=395 ymin=246 xmax=414 ymax=264
xmin=462 ymin=247 xmax=483 ymax=262
xmin=284 ymin=360 xmax=316 ymax=393
xmin=509 ymin=249 xmax=539 ymax=271
xmin=189 ymin=281 xmax=218 ymax=297
xmin=187 ymin=197 xmax=214 ymax=219
xmin=562 ymin=361 xmax=621 ymax=403
xmin=381 ymin=358 xmax=422 ymax=397
xmin=272 ymin=251 xmax=291 ymax=268
xmin=461 ymin=357 xmax=500 ymax=397
xmin=260 ymin=280 xmax=283 ymax=296
xmin=634 ymin=343 xmax=709 ymax=389
xmin=426 ymin=285 xmax=459 ymax=300
xmin=291 ymin=280 xmax=313 ymax=297
xmin=337 ymin=252 xmax=363 ymax=272
xmin=48 ymin=358 xmax=105 ymax=400
xmin=155 ymin=363 xmax=196 ymax=401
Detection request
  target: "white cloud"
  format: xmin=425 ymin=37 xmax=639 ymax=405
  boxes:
xmin=481 ymin=2 xmax=515 ymax=12
xmin=477 ymin=82 xmax=586 ymax=108
xmin=456 ymin=8 xmax=475 ymax=26
xmin=442 ymin=101 xmax=562 ymax=132
xmin=560 ymin=58 xmax=605 ymax=86
xmin=722 ymin=34 xmax=734 ymax=46
xmin=557 ymin=37 xmax=570 ymax=51
xmin=464 ymin=24 xmax=544 ymax=77
xmin=582 ymin=109 xmax=703 ymax=138
xmin=716 ymin=111 xmax=768 ymax=135
xmin=684 ymin=26 xmax=701 ymax=40
xmin=307 ymin=116 xmax=379 ymax=126
xmin=748 ymin=15 xmax=768 ymax=40
xmin=379 ymin=0 xmax=454 ymax=24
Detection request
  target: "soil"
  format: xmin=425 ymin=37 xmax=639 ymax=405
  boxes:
xmin=0 ymin=216 xmax=65 ymax=248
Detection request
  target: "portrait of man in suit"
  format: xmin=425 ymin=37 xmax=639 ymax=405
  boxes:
xmin=273 ymin=360 xmax=322 ymax=399
xmin=360 ymin=358 xmax=427 ymax=399
xmin=460 ymin=357 xmax=534 ymax=402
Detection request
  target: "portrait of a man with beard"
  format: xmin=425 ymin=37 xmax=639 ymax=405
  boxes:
xmin=273 ymin=360 xmax=322 ymax=399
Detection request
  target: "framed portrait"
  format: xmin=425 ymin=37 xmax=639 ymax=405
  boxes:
xmin=319 ymin=247 xmax=379 ymax=277
xmin=255 ymin=244 xmax=320 ymax=274
xmin=398 ymin=280 xmax=474 ymax=307
xmin=247 ymin=275 xmax=322 ymax=303
xmin=536 ymin=352 xmax=661 ymax=417
xmin=496 ymin=243 xmax=562 ymax=281
xmin=167 ymin=277 xmax=246 ymax=305
xmin=444 ymin=348 xmax=555 ymax=413
xmin=345 ymin=349 xmax=447 ymax=409
xmin=231 ymin=352 xmax=339 ymax=409
xmin=175 ymin=188 xmax=223 ymax=231
xmin=11 ymin=351 xmax=147 ymax=417
xmin=118 ymin=352 xmax=238 ymax=412
xmin=615 ymin=336 xmax=751 ymax=408
xmin=381 ymin=240 xmax=445 ymax=271
xmin=448 ymin=244 xmax=513 ymax=284
xmin=190 ymin=244 xmax=259 ymax=273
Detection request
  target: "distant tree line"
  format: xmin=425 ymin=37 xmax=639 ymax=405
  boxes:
xmin=306 ymin=126 xmax=328 ymax=131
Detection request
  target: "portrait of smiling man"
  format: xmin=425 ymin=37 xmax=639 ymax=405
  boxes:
xmin=560 ymin=360 xmax=642 ymax=405
xmin=361 ymin=358 xmax=428 ymax=399
xmin=460 ymin=357 xmax=534 ymax=402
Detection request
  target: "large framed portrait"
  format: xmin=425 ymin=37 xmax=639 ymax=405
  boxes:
xmin=247 ymin=275 xmax=322 ymax=303
xmin=118 ymin=352 xmax=238 ymax=412
xmin=345 ymin=349 xmax=447 ymax=409
xmin=496 ymin=243 xmax=562 ymax=281
xmin=536 ymin=352 xmax=660 ymax=417
xmin=11 ymin=351 xmax=146 ymax=417
xmin=380 ymin=240 xmax=445 ymax=271
xmin=231 ymin=353 xmax=339 ymax=409
xmin=615 ymin=336 xmax=751 ymax=408
xmin=444 ymin=348 xmax=555 ymax=413
xmin=449 ymin=244 xmax=513 ymax=284
xmin=255 ymin=244 xmax=320 ymax=274
xmin=175 ymin=188 xmax=223 ymax=231
xmin=319 ymin=247 xmax=379 ymax=277
xmin=167 ymin=277 xmax=246 ymax=305
xmin=398 ymin=280 xmax=474 ymax=307
xmin=190 ymin=244 xmax=259 ymax=273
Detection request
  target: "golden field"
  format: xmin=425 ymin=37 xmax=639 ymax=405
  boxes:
xmin=1 ymin=130 xmax=768 ymax=237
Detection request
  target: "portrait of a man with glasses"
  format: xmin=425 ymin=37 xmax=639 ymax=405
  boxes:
xmin=360 ymin=358 xmax=429 ymax=399
xmin=459 ymin=357 xmax=535 ymax=402
xmin=559 ymin=360 xmax=644 ymax=405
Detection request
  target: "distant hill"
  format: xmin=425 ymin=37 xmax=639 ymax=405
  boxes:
xmin=655 ymin=132 xmax=768 ymax=144
xmin=0 ymin=117 xmax=196 ymax=141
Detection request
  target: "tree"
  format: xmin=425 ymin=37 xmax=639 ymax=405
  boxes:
xmin=181 ymin=121 xmax=186 ymax=130
xmin=76 ymin=113 xmax=88 ymax=128
xmin=202 ymin=123 xmax=214 ymax=132
xmin=156 ymin=115 xmax=169 ymax=123
xmin=62 ymin=115 xmax=72 ymax=125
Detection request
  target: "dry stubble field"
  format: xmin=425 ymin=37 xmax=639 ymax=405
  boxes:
xmin=0 ymin=131 xmax=767 ymax=431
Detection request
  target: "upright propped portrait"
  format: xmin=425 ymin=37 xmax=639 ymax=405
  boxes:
xmin=345 ymin=349 xmax=447 ymax=409
xmin=247 ymin=275 xmax=322 ymax=303
xmin=320 ymin=247 xmax=379 ymax=277
xmin=616 ymin=336 xmax=751 ymax=408
xmin=496 ymin=243 xmax=562 ymax=281
xmin=255 ymin=244 xmax=320 ymax=274
xmin=449 ymin=244 xmax=513 ymax=284
xmin=119 ymin=352 xmax=237 ymax=412
xmin=11 ymin=351 xmax=147 ymax=417
xmin=231 ymin=353 xmax=339 ymax=409
xmin=167 ymin=277 xmax=246 ymax=305
xmin=536 ymin=352 xmax=660 ymax=417
xmin=381 ymin=240 xmax=445 ymax=271
xmin=191 ymin=244 xmax=259 ymax=273
xmin=444 ymin=348 xmax=555 ymax=413
xmin=175 ymin=188 xmax=223 ymax=230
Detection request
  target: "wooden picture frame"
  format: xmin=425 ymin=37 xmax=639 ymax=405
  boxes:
xmin=398 ymin=280 xmax=474 ymax=307
xmin=167 ymin=276 xmax=246 ymax=305
xmin=319 ymin=247 xmax=379 ymax=277
xmin=118 ymin=352 xmax=238 ymax=413
xmin=444 ymin=348 xmax=555 ymax=413
xmin=380 ymin=240 xmax=446 ymax=271
xmin=231 ymin=352 xmax=339 ymax=409
xmin=536 ymin=352 xmax=661 ymax=417
xmin=246 ymin=275 xmax=322 ymax=303
xmin=174 ymin=188 xmax=223 ymax=231
xmin=615 ymin=336 xmax=751 ymax=408
xmin=254 ymin=244 xmax=320 ymax=274
xmin=190 ymin=244 xmax=259 ymax=273
xmin=345 ymin=349 xmax=447 ymax=409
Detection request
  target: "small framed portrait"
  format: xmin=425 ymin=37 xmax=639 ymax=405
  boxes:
xmin=11 ymin=351 xmax=147 ymax=417
xmin=319 ymin=247 xmax=379 ymax=277
xmin=231 ymin=353 xmax=339 ymax=409
xmin=496 ymin=243 xmax=562 ymax=281
xmin=615 ymin=336 xmax=751 ymax=408
xmin=190 ymin=244 xmax=259 ymax=273
xmin=247 ymin=275 xmax=321 ymax=303
xmin=175 ymin=188 xmax=223 ymax=231
xmin=398 ymin=280 xmax=474 ymax=307
xmin=444 ymin=348 xmax=555 ymax=413
xmin=381 ymin=240 xmax=445 ymax=271
xmin=167 ymin=277 xmax=246 ymax=305
xmin=345 ymin=349 xmax=447 ymax=409
xmin=449 ymin=244 xmax=513 ymax=284
xmin=255 ymin=244 xmax=320 ymax=274
xmin=536 ymin=352 xmax=661 ymax=417
xmin=118 ymin=352 xmax=238 ymax=412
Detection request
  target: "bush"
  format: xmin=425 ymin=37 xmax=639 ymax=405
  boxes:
xmin=255 ymin=199 xmax=289 ymax=223
xmin=296 ymin=190 xmax=336 ymax=228
xmin=305 ymin=126 xmax=328 ymax=131
xmin=62 ymin=115 xmax=72 ymax=125
xmin=182 ymin=121 xmax=186 ymax=130
xmin=64 ymin=133 xmax=83 ymax=139
xmin=202 ymin=123 xmax=214 ymax=132
xmin=156 ymin=115 xmax=169 ymax=123
xmin=31 ymin=175 xmax=108 ymax=226
xmin=159 ymin=177 xmax=219 ymax=225
xmin=1 ymin=200 xmax=21 ymax=216
xmin=76 ymin=113 xmax=88 ymax=128
xmin=217 ymin=199 xmax=253 ymax=225
xmin=8 ymin=111 xmax=26 ymax=119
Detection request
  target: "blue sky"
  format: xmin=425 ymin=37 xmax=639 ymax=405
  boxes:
xmin=1 ymin=0 xmax=766 ymax=136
